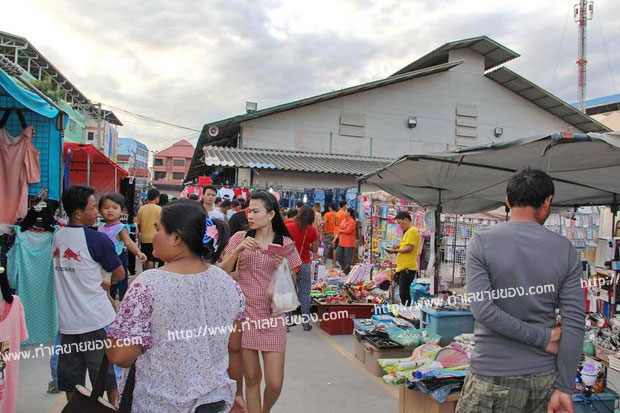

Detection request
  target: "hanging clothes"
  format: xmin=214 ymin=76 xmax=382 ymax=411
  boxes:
xmin=234 ymin=188 xmax=250 ymax=201
xmin=0 ymin=127 xmax=40 ymax=224
xmin=0 ymin=295 xmax=28 ymax=413
xmin=6 ymin=226 xmax=57 ymax=344
xmin=218 ymin=187 xmax=235 ymax=200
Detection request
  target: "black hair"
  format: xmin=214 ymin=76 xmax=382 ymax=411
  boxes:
xmin=296 ymin=205 xmax=315 ymax=231
xmin=506 ymin=168 xmax=555 ymax=208
xmin=221 ymin=200 xmax=231 ymax=208
xmin=395 ymin=211 xmax=412 ymax=221
xmin=339 ymin=200 xmax=348 ymax=209
xmin=159 ymin=193 xmax=169 ymax=206
xmin=296 ymin=201 xmax=304 ymax=208
xmin=329 ymin=203 xmax=336 ymax=211
xmin=287 ymin=208 xmax=298 ymax=219
xmin=238 ymin=198 xmax=247 ymax=208
xmin=98 ymin=192 xmax=126 ymax=210
xmin=189 ymin=193 xmax=199 ymax=200
xmin=62 ymin=185 xmax=95 ymax=217
xmin=202 ymin=185 xmax=218 ymax=195
xmin=147 ymin=188 xmax=160 ymax=201
xmin=215 ymin=196 xmax=222 ymax=204
xmin=159 ymin=199 xmax=230 ymax=263
xmin=250 ymin=191 xmax=292 ymax=238
xmin=347 ymin=208 xmax=356 ymax=219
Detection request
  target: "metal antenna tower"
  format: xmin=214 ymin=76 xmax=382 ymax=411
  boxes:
xmin=574 ymin=0 xmax=594 ymax=113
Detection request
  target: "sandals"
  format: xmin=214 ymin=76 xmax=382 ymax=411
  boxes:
xmin=303 ymin=324 xmax=313 ymax=331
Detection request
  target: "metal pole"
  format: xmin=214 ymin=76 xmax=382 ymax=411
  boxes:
xmin=434 ymin=189 xmax=442 ymax=295
xmin=86 ymin=154 xmax=91 ymax=186
xmin=452 ymin=215 xmax=458 ymax=285
xmin=114 ymin=167 xmax=118 ymax=192
xmin=613 ymin=193 xmax=618 ymax=238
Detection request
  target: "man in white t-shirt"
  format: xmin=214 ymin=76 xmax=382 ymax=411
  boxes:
xmin=53 ymin=185 xmax=124 ymax=403
xmin=202 ymin=185 xmax=226 ymax=221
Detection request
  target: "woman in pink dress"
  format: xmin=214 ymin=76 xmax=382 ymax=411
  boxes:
xmin=220 ymin=191 xmax=301 ymax=413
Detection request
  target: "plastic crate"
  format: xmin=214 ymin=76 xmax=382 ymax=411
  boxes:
xmin=572 ymin=390 xmax=617 ymax=413
xmin=318 ymin=304 xmax=375 ymax=335
xmin=363 ymin=339 xmax=416 ymax=376
xmin=420 ymin=307 xmax=474 ymax=345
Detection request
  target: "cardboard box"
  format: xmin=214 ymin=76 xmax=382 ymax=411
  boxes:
xmin=363 ymin=340 xmax=415 ymax=377
xmin=399 ymin=385 xmax=459 ymax=413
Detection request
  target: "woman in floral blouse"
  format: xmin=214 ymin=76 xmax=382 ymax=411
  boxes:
xmin=106 ymin=200 xmax=246 ymax=413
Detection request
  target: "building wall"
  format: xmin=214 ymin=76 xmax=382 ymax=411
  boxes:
xmin=240 ymin=49 xmax=576 ymax=159
xmin=118 ymin=138 xmax=149 ymax=169
xmin=152 ymin=155 xmax=192 ymax=185
xmin=252 ymin=170 xmax=377 ymax=191
xmin=84 ymin=120 xmax=119 ymax=161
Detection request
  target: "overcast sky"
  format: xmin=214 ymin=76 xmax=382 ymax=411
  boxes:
xmin=4 ymin=0 xmax=620 ymax=151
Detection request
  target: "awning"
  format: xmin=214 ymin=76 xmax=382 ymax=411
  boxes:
xmin=203 ymin=145 xmax=392 ymax=176
xmin=359 ymin=132 xmax=620 ymax=214
xmin=0 ymin=67 xmax=61 ymax=118
xmin=63 ymin=143 xmax=128 ymax=193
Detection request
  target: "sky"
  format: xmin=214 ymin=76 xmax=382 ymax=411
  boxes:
xmin=3 ymin=0 xmax=619 ymax=152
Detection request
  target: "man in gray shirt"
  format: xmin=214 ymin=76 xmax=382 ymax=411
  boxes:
xmin=457 ymin=169 xmax=584 ymax=413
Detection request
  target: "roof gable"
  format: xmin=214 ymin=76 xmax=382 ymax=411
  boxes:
xmin=155 ymin=139 xmax=195 ymax=158
xmin=391 ymin=36 xmax=519 ymax=76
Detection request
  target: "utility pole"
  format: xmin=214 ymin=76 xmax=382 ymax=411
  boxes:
xmin=96 ymin=102 xmax=103 ymax=151
xmin=574 ymin=0 xmax=594 ymax=113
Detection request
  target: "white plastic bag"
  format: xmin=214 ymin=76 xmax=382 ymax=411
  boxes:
xmin=268 ymin=259 xmax=300 ymax=315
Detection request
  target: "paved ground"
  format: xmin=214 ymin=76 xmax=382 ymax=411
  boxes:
xmin=16 ymin=322 xmax=398 ymax=412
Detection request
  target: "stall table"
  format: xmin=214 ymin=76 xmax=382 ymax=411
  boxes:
xmin=313 ymin=300 xmax=376 ymax=335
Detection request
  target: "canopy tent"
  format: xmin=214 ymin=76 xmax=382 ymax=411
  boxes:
xmin=359 ymin=132 xmax=620 ymax=215
xmin=63 ymin=143 xmax=128 ymax=193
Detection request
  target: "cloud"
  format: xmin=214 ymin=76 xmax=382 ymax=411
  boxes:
xmin=3 ymin=0 xmax=619 ymax=151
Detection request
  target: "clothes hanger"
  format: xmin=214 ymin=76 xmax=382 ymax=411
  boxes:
xmin=0 ymin=267 xmax=13 ymax=304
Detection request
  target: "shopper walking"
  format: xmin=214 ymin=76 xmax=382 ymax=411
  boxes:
xmin=312 ymin=202 xmax=324 ymax=238
xmin=136 ymin=188 xmax=161 ymax=270
xmin=220 ymin=191 xmax=302 ymax=413
xmin=202 ymin=185 xmax=227 ymax=221
xmin=333 ymin=200 xmax=348 ymax=265
xmin=106 ymin=200 xmax=247 ymax=412
xmin=335 ymin=208 xmax=356 ymax=274
xmin=457 ymin=169 xmax=584 ymax=413
xmin=53 ymin=185 xmax=123 ymax=403
xmin=323 ymin=204 xmax=337 ymax=264
xmin=385 ymin=211 xmax=420 ymax=306
xmin=286 ymin=205 xmax=319 ymax=331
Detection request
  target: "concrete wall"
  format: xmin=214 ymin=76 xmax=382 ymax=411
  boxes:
xmin=252 ymin=170 xmax=378 ymax=191
xmin=240 ymin=49 xmax=576 ymax=159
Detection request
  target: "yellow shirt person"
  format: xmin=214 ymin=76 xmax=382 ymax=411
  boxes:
xmin=396 ymin=226 xmax=420 ymax=272
xmin=385 ymin=211 xmax=420 ymax=306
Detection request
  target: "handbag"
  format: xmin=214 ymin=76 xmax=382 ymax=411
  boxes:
xmin=61 ymin=354 xmax=135 ymax=412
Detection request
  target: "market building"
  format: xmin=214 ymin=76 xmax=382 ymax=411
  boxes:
xmin=580 ymin=93 xmax=620 ymax=131
xmin=152 ymin=138 xmax=195 ymax=196
xmin=187 ymin=36 xmax=609 ymax=200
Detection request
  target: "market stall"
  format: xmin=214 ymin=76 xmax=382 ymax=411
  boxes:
xmin=358 ymin=131 xmax=620 ymax=411
xmin=63 ymin=142 xmax=128 ymax=194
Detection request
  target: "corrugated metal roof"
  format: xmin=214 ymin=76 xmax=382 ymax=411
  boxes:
xmin=485 ymin=67 xmax=611 ymax=133
xmin=202 ymin=146 xmax=392 ymax=176
xmin=392 ymin=36 xmax=519 ymax=76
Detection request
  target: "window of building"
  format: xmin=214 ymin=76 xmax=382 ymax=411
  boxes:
xmin=68 ymin=120 xmax=76 ymax=133
xmin=87 ymin=132 xmax=94 ymax=141
xmin=172 ymin=172 xmax=185 ymax=180
xmin=154 ymin=158 xmax=164 ymax=166
xmin=154 ymin=171 xmax=166 ymax=180
xmin=173 ymin=159 xmax=185 ymax=167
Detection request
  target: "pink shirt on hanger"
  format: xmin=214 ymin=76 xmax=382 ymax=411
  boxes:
xmin=0 ymin=296 xmax=29 ymax=413
xmin=0 ymin=126 xmax=40 ymax=224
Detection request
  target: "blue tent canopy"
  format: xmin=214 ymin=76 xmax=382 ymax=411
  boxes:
xmin=0 ymin=68 xmax=60 ymax=118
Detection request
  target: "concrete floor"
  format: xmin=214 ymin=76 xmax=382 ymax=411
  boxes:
xmin=16 ymin=323 xmax=398 ymax=412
